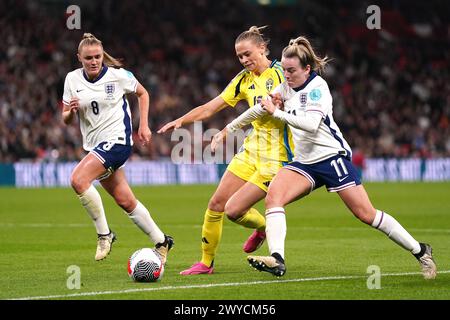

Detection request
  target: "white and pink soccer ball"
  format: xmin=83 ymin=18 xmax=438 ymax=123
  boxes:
xmin=127 ymin=248 xmax=164 ymax=282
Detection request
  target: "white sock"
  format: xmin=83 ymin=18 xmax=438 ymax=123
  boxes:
xmin=265 ymin=207 xmax=287 ymax=259
xmin=78 ymin=185 xmax=110 ymax=235
xmin=127 ymin=201 xmax=165 ymax=245
xmin=371 ymin=210 xmax=421 ymax=254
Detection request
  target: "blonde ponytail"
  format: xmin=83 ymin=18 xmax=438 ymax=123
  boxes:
xmin=282 ymin=36 xmax=329 ymax=74
xmin=78 ymin=33 xmax=123 ymax=68
xmin=235 ymin=25 xmax=270 ymax=56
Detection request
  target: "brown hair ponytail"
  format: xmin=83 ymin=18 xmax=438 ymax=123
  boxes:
xmin=282 ymin=36 xmax=329 ymax=74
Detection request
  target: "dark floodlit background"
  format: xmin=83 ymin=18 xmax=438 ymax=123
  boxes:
xmin=1 ymin=0 xmax=449 ymax=164
xmin=0 ymin=1 xmax=449 ymax=303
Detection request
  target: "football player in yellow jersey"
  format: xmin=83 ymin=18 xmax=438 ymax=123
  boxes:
xmin=158 ymin=26 xmax=293 ymax=275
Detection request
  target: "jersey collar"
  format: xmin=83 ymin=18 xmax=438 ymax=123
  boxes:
xmin=252 ymin=59 xmax=278 ymax=78
xmin=82 ymin=65 xmax=108 ymax=83
xmin=292 ymin=71 xmax=317 ymax=92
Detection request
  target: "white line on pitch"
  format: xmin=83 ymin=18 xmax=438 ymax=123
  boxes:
xmin=1 ymin=223 xmax=450 ymax=234
xmin=9 ymin=270 xmax=450 ymax=300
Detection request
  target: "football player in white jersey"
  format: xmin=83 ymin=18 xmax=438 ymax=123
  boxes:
xmin=62 ymin=33 xmax=173 ymax=263
xmin=213 ymin=36 xmax=436 ymax=279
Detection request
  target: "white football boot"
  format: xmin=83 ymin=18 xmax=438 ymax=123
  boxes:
xmin=247 ymin=253 xmax=286 ymax=277
xmin=414 ymin=243 xmax=437 ymax=280
xmin=154 ymin=235 xmax=174 ymax=265
xmin=95 ymin=231 xmax=116 ymax=261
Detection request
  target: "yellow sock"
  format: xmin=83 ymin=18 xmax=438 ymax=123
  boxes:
xmin=234 ymin=208 xmax=266 ymax=231
xmin=200 ymin=208 xmax=224 ymax=267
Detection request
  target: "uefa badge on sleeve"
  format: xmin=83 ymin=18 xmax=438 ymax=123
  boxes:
xmin=309 ymin=88 xmax=322 ymax=101
xmin=105 ymin=83 xmax=115 ymax=100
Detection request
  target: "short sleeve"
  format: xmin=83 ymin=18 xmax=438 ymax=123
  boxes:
xmin=219 ymin=71 xmax=247 ymax=107
xmin=62 ymin=74 xmax=72 ymax=106
xmin=118 ymin=68 xmax=138 ymax=94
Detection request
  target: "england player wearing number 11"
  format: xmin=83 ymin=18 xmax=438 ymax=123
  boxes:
xmin=62 ymin=33 xmax=173 ymax=263
xmin=214 ymin=36 xmax=437 ymax=279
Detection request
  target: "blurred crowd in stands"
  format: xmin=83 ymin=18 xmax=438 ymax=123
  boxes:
xmin=1 ymin=0 xmax=449 ymax=163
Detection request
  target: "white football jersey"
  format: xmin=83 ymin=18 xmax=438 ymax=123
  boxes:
xmin=273 ymin=72 xmax=352 ymax=164
xmin=62 ymin=66 xmax=137 ymax=151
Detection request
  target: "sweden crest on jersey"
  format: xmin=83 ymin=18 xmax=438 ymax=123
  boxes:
xmin=265 ymin=78 xmax=274 ymax=91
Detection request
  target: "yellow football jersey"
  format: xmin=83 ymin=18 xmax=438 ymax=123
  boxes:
xmin=220 ymin=60 xmax=293 ymax=163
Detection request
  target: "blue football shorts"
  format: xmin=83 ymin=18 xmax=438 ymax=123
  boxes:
xmin=284 ymin=155 xmax=361 ymax=193
xmin=90 ymin=141 xmax=132 ymax=180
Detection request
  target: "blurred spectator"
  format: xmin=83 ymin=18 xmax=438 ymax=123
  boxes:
xmin=0 ymin=0 xmax=448 ymax=163
xmin=352 ymin=148 xmax=366 ymax=180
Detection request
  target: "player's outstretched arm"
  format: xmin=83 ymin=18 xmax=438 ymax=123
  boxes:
xmin=157 ymin=96 xmax=228 ymax=134
xmin=261 ymin=97 xmax=322 ymax=133
xmin=135 ymin=82 xmax=151 ymax=145
xmin=210 ymin=127 xmax=227 ymax=153
xmin=224 ymin=86 xmax=284 ymax=133
xmin=271 ymin=107 xmax=322 ymax=134
xmin=226 ymin=103 xmax=267 ymax=133
xmin=211 ymin=103 xmax=267 ymax=152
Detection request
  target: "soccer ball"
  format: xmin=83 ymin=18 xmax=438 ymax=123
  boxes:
xmin=127 ymin=248 xmax=164 ymax=282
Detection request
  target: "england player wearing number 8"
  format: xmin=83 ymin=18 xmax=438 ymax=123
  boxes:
xmin=62 ymin=33 xmax=173 ymax=263
xmin=214 ymin=36 xmax=437 ymax=279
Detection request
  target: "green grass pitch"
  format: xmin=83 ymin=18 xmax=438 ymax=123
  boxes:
xmin=1 ymin=183 xmax=449 ymax=300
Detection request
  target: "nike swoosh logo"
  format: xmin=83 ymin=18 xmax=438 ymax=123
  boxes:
xmin=76 ymin=89 xmax=84 ymax=92
xmin=338 ymin=176 xmax=348 ymax=182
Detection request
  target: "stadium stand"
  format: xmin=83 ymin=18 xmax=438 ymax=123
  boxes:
xmin=0 ymin=0 xmax=448 ymax=163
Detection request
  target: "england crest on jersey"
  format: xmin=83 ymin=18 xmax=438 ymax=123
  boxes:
xmin=105 ymin=83 xmax=115 ymax=100
xmin=300 ymin=93 xmax=307 ymax=105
